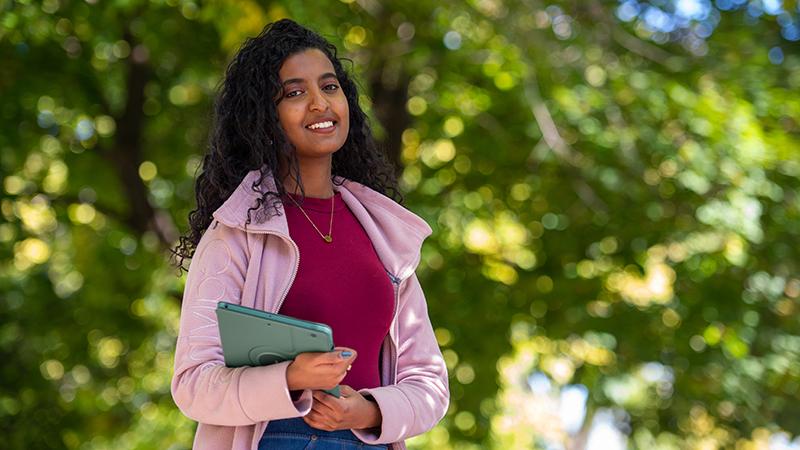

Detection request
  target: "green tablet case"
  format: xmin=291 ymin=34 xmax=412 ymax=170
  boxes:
xmin=216 ymin=301 xmax=340 ymax=397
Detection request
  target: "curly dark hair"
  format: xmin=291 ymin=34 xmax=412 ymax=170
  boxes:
xmin=171 ymin=19 xmax=403 ymax=270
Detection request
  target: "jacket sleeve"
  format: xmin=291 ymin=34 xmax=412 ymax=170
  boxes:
xmin=352 ymin=272 xmax=450 ymax=444
xmin=170 ymin=222 xmax=312 ymax=426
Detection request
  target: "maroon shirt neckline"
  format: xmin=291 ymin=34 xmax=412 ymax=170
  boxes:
xmin=278 ymin=192 xmax=395 ymax=391
xmin=282 ymin=191 xmax=345 ymax=213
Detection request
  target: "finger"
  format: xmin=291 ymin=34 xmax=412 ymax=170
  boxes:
xmin=312 ymin=389 xmax=336 ymax=404
xmin=303 ymin=412 xmax=320 ymax=428
xmin=296 ymin=351 xmax=327 ymax=362
xmin=312 ymin=391 xmax=339 ymax=414
xmin=339 ymin=385 xmax=357 ymax=397
xmin=329 ymin=347 xmax=357 ymax=363
xmin=302 ymin=348 xmax=353 ymax=367
xmin=318 ymin=361 xmax=351 ymax=376
xmin=314 ymin=362 xmax=353 ymax=383
xmin=310 ymin=404 xmax=336 ymax=419
xmin=315 ymin=390 xmax=345 ymax=412
xmin=295 ymin=351 xmax=329 ymax=369
xmin=309 ymin=403 xmax=332 ymax=419
xmin=305 ymin=411 xmax=333 ymax=431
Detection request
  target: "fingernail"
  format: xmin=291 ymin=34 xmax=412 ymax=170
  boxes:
xmin=340 ymin=351 xmax=352 ymax=357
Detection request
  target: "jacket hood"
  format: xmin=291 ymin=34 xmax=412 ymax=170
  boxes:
xmin=211 ymin=168 xmax=433 ymax=280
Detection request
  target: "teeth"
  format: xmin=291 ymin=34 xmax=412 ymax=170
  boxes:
xmin=307 ymin=121 xmax=334 ymax=130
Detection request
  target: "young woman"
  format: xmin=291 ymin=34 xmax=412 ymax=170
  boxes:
xmin=170 ymin=19 xmax=449 ymax=450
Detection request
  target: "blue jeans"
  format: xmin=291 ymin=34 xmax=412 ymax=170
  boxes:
xmin=258 ymin=417 xmax=388 ymax=450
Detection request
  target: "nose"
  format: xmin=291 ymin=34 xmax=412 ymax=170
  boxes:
xmin=308 ymin=87 xmax=329 ymax=112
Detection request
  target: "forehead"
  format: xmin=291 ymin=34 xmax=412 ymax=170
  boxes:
xmin=279 ymin=48 xmax=336 ymax=80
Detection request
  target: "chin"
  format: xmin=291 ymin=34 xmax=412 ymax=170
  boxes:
xmin=309 ymin=140 xmax=347 ymax=154
xmin=296 ymin=145 xmax=343 ymax=159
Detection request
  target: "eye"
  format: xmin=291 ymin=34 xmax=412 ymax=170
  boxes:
xmin=323 ymin=83 xmax=340 ymax=92
xmin=285 ymin=89 xmax=303 ymax=98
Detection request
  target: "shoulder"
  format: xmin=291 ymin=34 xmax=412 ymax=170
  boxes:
xmin=337 ymin=177 xmax=432 ymax=240
xmin=191 ymin=220 xmax=251 ymax=268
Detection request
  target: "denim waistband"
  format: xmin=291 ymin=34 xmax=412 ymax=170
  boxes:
xmin=263 ymin=417 xmax=361 ymax=442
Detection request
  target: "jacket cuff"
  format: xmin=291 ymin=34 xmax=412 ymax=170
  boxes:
xmin=352 ymin=386 xmax=413 ymax=444
xmin=238 ymin=361 xmax=313 ymax=421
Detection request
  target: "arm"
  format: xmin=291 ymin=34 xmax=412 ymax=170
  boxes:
xmin=170 ymin=222 xmax=313 ymax=426
xmin=352 ymin=273 xmax=450 ymax=444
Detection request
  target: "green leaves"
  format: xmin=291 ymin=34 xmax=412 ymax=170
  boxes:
xmin=2 ymin=0 xmax=800 ymax=448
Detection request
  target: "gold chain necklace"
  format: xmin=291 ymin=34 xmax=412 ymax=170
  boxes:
xmin=285 ymin=192 xmax=334 ymax=243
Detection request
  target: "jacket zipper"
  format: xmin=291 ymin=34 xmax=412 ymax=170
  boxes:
xmin=386 ymin=271 xmax=402 ymax=450
xmin=224 ymin=221 xmax=301 ymax=313
xmin=269 ymin=232 xmax=300 ymax=313
xmin=386 ymin=271 xmax=401 ymax=385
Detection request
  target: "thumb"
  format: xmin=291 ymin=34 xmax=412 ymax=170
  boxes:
xmin=339 ymin=385 xmax=357 ymax=397
xmin=329 ymin=347 xmax=357 ymax=363
xmin=331 ymin=347 xmax=358 ymax=361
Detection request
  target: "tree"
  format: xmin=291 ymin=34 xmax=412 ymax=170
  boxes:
xmin=1 ymin=0 xmax=798 ymax=448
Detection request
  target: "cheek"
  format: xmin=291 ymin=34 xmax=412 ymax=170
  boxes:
xmin=277 ymin=104 xmax=299 ymax=128
xmin=336 ymin=99 xmax=350 ymax=128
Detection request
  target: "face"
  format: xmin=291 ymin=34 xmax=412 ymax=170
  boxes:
xmin=275 ymin=48 xmax=350 ymax=164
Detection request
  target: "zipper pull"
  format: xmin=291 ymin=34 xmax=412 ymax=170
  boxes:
xmin=386 ymin=271 xmax=401 ymax=285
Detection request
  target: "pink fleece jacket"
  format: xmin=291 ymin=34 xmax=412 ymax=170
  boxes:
xmin=170 ymin=169 xmax=450 ymax=450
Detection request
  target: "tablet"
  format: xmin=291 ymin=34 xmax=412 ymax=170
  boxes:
xmin=216 ymin=301 xmax=340 ymax=397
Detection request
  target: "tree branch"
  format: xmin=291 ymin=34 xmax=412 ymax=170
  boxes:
xmin=97 ymin=24 xmax=178 ymax=248
xmin=611 ymin=28 xmax=687 ymax=72
xmin=523 ymin=66 xmax=608 ymax=214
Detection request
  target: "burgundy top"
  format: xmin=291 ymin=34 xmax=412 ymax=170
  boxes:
xmin=278 ymin=190 xmax=395 ymax=390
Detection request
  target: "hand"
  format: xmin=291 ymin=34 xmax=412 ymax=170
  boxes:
xmin=303 ymin=385 xmax=383 ymax=431
xmin=286 ymin=347 xmax=357 ymax=391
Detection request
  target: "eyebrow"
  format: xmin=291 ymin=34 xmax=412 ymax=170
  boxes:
xmin=281 ymin=72 xmax=339 ymax=86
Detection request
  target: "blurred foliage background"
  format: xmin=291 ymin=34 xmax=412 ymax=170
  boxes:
xmin=2 ymin=0 xmax=799 ymax=449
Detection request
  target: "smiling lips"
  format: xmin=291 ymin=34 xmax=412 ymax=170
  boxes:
xmin=305 ymin=120 xmax=337 ymax=134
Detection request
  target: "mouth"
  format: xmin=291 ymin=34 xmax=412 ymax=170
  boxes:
xmin=305 ymin=120 xmax=337 ymax=134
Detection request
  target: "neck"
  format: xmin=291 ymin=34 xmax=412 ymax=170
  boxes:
xmin=280 ymin=155 xmax=334 ymax=198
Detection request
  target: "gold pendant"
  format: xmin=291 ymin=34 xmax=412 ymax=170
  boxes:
xmin=323 ymin=235 xmax=332 ymax=243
